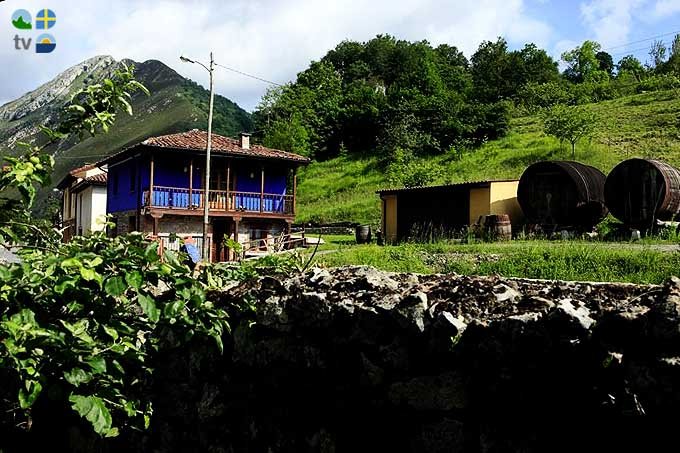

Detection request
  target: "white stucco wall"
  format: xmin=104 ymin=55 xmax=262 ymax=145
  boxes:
xmin=90 ymin=186 xmax=108 ymax=232
xmin=75 ymin=186 xmax=107 ymax=236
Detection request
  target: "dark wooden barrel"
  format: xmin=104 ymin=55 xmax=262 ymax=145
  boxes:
xmin=484 ymin=214 xmax=512 ymax=240
xmin=604 ymin=159 xmax=680 ymax=227
xmin=518 ymin=161 xmax=608 ymax=228
xmin=355 ymin=225 xmax=372 ymax=244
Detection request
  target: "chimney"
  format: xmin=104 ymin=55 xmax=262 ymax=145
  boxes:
xmin=239 ymin=132 xmax=251 ymax=150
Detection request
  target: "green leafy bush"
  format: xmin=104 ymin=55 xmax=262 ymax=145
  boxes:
xmin=637 ymin=74 xmax=680 ymax=93
xmin=0 ymin=233 xmax=230 ymax=436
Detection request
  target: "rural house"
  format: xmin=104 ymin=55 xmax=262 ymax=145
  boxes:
xmin=57 ymin=163 xmax=108 ymax=241
xmin=98 ymin=130 xmax=310 ymax=261
xmin=377 ymin=180 xmax=524 ymax=243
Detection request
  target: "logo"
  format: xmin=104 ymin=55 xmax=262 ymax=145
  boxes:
xmin=12 ymin=9 xmax=32 ymax=30
xmin=12 ymin=9 xmax=57 ymax=54
xmin=35 ymin=9 xmax=56 ymax=29
xmin=35 ymin=34 xmax=56 ymax=53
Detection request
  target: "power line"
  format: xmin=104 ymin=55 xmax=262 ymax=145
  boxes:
xmin=214 ymin=62 xmax=283 ymax=87
xmin=603 ymin=30 xmax=680 ymax=52
xmin=609 ymin=41 xmax=671 ymax=57
xmin=56 ymin=155 xmax=110 ymax=159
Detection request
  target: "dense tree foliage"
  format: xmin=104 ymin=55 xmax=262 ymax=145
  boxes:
xmin=254 ymin=34 xmax=680 ymax=165
xmin=254 ymin=35 xmax=520 ymax=161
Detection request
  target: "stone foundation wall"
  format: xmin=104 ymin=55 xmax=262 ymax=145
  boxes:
xmin=4 ymin=267 xmax=680 ymax=452
xmin=154 ymin=214 xmax=206 ymax=236
xmin=110 ymin=210 xmax=138 ymax=236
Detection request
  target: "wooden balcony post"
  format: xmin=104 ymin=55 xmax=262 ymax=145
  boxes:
xmin=189 ymin=159 xmax=193 ymax=208
xmin=149 ymin=154 xmax=155 ymax=206
xmin=293 ymin=170 xmax=297 ymax=215
xmin=260 ymin=166 xmax=265 ymax=213
xmin=226 ymin=159 xmax=231 ymax=210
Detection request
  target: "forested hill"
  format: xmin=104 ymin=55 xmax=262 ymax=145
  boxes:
xmin=262 ymin=35 xmax=680 ymax=225
xmin=254 ymin=34 xmax=679 ymax=162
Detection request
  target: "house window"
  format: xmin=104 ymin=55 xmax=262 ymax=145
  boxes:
xmin=112 ymin=173 xmax=119 ymax=195
xmin=129 ymin=167 xmax=136 ymax=192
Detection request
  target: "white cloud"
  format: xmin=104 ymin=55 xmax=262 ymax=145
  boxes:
xmin=580 ymin=0 xmax=647 ymax=47
xmin=650 ymin=0 xmax=680 ymax=19
xmin=1 ymin=0 xmax=553 ymax=111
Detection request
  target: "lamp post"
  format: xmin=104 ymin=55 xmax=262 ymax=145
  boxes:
xmin=181 ymin=53 xmax=215 ymax=262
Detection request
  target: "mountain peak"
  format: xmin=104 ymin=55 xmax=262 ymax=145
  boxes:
xmin=0 ymin=55 xmax=118 ymax=123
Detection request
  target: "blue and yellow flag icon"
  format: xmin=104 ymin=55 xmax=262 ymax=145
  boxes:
xmin=36 ymin=34 xmax=56 ymax=53
xmin=35 ymin=9 xmax=56 ymax=29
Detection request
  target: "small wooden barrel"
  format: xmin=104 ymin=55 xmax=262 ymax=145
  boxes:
xmin=355 ymin=225 xmax=372 ymax=244
xmin=484 ymin=214 xmax=512 ymax=241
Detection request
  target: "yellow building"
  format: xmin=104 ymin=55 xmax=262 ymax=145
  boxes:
xmin=377 ymin=180 xmax=524 ymax=243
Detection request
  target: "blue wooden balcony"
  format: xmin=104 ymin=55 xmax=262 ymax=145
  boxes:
xmin=143 ymin=186 xmax=295 ymax=216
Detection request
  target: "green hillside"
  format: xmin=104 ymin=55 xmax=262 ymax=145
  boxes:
xmin=296 ymin=88 xmax=680 ymax=225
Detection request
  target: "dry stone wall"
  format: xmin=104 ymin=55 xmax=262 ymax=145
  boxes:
xmin=144 ymin=267 xmax=680 ymax=453
xmin=6 ymin=266 xmax=680 ymax=452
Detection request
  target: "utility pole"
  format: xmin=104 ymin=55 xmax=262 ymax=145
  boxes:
xmin=181 ymin=52 xmax=215 ymax=261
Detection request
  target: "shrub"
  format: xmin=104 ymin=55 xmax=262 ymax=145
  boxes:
xmin=636 ymin=74 xmax=680 ymax=93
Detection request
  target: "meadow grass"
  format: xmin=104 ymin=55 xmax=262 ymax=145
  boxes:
xmin=312 ymin=238 xmax=680 ymax=284
xmin=295 ymin=88 xmax=680 ymax=225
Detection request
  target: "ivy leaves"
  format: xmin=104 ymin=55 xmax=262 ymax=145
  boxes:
xmin=0 ymin=232 xmax=231 ymax=436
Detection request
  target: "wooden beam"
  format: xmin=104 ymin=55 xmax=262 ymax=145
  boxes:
xmin=189 ymin=159 xmax=194 ymax=208
xmin=149 ymin=154 xmax=155 ymax=207
xmin=293 ymin=171 xmax=297 ymax=215
xmin=226 ymin=160 xmax=231 ymax=210
xmin=260 ymin=166 xmax=265 ymax=213
xmin=233 ymin=217 xmax=241 ymax=261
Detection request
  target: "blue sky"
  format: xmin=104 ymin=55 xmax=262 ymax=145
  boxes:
xmin=0 ymin=0 xmax=679 ymax=111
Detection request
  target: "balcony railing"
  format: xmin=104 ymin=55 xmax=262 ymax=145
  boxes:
xmin=143 ymin=186 xmax=295 ymax=216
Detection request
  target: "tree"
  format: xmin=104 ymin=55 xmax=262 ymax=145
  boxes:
xmin=617 ymin=55 xmax=646 ymax=81
xmin=516 ymin=43 xmax=560 ymax=85
xmin=261 ymin=113 xmax=311 ymax=156
xmin=663 ymin=34 xmax=680 ymax=74
xmin=561 ymin=41 xmax=607 ymax=83
xmin=470 ymin=37 xmax=511 ymax=103
xmin=649 ymin=40 xmax=667 ymax=70
xmin=596 ymin=51 xmax=615 ymax=76
xmin=544 ymin=105 xmax=597 ymax=158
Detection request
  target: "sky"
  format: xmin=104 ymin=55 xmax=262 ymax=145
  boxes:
xmin=0 ymin=0 xmax=679 ymax=112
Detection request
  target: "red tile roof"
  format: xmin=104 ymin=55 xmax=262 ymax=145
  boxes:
xmin=140 ymin=130 xmax=310 ymax=163
xmin=69 ymin=163 xmax=98 ymax=175
xmin=84 ymin=173 xmax=107 ymax=184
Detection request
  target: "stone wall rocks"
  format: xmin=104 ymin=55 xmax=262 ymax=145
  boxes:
xmin=4 ymin=266 xmax=680 ymax=452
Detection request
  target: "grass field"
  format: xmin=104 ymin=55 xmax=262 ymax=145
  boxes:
xmin=308 ymin=236 xmax=680 ymax=284
xmin=296 ymin=88 xmax=680 ymax=225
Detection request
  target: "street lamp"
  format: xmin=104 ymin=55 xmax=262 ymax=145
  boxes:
xmin=181 ymin=52 xmax=215 ymax=262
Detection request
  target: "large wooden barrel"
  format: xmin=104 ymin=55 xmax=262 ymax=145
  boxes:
xmin=604 ymin=159 xmax=680 ymax=227
xmin=484 ymin=214 xmax=512 ymax=240
xmin=518 ymin=161 xmax=608 ymax=228
xmin=355 ymin=225 xmax=372 ymax=244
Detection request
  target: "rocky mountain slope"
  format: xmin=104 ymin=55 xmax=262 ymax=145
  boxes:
xmin=0 ymin=55 xmax=253 ymax=206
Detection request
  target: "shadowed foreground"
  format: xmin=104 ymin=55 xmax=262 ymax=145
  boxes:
xmin=3 ymin=266 xmax=680 ymax=452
